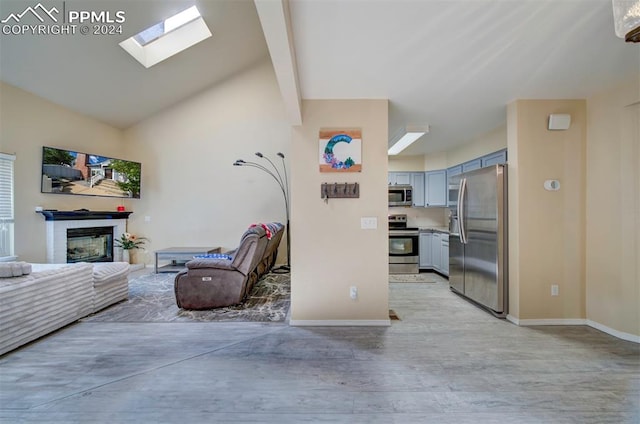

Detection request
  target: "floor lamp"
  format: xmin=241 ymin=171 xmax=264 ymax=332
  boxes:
xmin=233 ymin=152 xmax=290 ymax=273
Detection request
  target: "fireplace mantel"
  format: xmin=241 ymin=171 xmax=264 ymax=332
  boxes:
xmin=37 ymin=210 xmax=133 ymax=221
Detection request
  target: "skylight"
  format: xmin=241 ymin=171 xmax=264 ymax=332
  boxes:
xmin=119 ymin=6 xmax=212 ymax=68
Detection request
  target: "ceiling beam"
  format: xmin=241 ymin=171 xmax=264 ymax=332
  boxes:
xmin=254 ymin=0 xmax=302 ymax=126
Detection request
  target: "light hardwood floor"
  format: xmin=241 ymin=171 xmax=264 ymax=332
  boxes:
xmin=1 ymin=274 xmax=638 ymax=423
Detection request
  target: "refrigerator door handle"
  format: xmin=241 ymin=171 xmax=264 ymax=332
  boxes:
xmin=457 ymin=178 xmax=467 ymax=244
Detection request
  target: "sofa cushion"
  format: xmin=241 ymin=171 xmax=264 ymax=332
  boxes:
xmin=0 ymin=262 xmax=32 ymax=278
xmin=92 ymin=262 xmax=129 ymax=286
xmin=92 ymin=262 xmax=129 ymax=313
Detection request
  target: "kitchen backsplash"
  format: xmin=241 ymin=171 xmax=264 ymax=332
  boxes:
xmin=388 ymin=206 xmax=448 ymax=228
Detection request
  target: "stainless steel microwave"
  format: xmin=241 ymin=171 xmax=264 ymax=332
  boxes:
xmin=388 ymin=185 xmax=413 ymax=207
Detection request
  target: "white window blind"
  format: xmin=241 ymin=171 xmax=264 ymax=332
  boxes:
xmin=0 ymin=153 xmax=15 ymax=259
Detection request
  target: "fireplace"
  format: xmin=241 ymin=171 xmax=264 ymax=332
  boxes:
xmin=37 ymin=210 xmax=131 ymax=264
xmin=67 ymin=227 xmax=114 ymax=263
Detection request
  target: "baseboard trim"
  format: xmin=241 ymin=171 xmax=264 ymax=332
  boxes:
xmin=516 ymin=318 xmax=587 ymax=326
xmin=586 ymin=320 xmax=640 ymax=343
xmin=506 ymin=314 xmax=519 ymax=325
xmin=289 ymin=319 xmax=391 ymax=327
xmin=506 ymin=316 xmax=639 ymax=343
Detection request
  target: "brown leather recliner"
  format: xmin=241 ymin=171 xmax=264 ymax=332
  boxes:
xmin=174 ymin=226 xmax=268 ymax=310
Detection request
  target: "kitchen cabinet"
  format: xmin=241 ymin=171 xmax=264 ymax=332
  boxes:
xmin=441 ymin=238 xmax=449 ymax=276
xmin=425 ymin=170 xmax=447 ymax=207
xmin=448 ymin=149 xmax=507 ymax=178
xmin=389 ymin=170 xmax=445 ymax=208
xmin=419 ymin=230 xmax=449 ymax=276
xmin=446 ymin=165 xmax=461 ymax=208
xmin=462 ymin=159 xmax=482 ymax=173
xmin=447 ymin=165 xmax=462 ymax=177
xmin=446 ymin=150 xmax=507 ymax=207
xmin=388 ymin=172 xmax=411 ymax=185
xmin=431 ymin=232 xmax=442 ymax=271
xmin=481 ymin=149 xmax=507 ymax=167
xmin=410 ymin=172 xmax=425 ymax=207
xmin=419 ymin=233 xmax=433 ymax=268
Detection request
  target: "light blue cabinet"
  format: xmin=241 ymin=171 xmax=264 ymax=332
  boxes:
xmin=419 ymin=233 xmax=433 ymax=268
xmin=445 ymin=149 xmax=507 ymax=207
xmin=431 ymin=232 xmax=442 ymax=271
xmin=388 ymin=172 xmax=412 ymax=185
xmin=441 ymin=238 xmax=449 ymax=276
xmin=425 ymin=170 xmax=447 ymax=207
xmin=481 ymin=149 xmax=507 ymax=167
xmin=420 ymin=231 xmax=449 ymax=275
xmin=462 ymin=158 xmax=482 ymax=173
xmin=410 ymin=172 xmax=425 ymax=207
xmin=447 ymin=165 xmax=462 ymax=177
xmin=446 ymin=166 xmax=461 ymax=208
xmin=388 ymin=170 xmax=446 ymax=208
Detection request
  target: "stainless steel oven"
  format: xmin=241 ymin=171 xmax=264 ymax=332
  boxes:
xmin=389 ymin=214 xmax=419 ymax=274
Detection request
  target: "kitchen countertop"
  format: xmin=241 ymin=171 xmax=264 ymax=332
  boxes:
xmin=418 ymin=227 xmax=449 ymax=234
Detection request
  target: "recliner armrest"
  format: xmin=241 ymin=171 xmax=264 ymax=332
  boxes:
xmin=186 ymin=259 xmax=237 ymax=271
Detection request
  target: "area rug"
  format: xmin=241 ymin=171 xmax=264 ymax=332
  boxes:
xmin=83 ymin=271 xmax=290 ymax=323
xmin=389 ymin=273 xmax=437 ymax=283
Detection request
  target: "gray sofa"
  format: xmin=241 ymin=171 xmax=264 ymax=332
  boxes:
xmin=174 ymin=222 xmax=284 ymax=310
xmin=0 ymin=262 xmax=129 ymax=356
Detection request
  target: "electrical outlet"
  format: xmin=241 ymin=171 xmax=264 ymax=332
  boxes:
xmin=144 ymin=216 xmax=151 ymax=222
xmin=360 ymin=217 xmax=377 ymax=229
xmin=551 ymin=285 xmax=559 ymax=296
xmin=350 ymin=286 xmax=358 ymax=300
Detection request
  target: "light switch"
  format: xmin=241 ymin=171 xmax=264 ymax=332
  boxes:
xmin=361 ymin=217 xmax=377 ymax=229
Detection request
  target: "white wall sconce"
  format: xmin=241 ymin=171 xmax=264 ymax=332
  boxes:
xmin=548 ymin=114 xmax=571 ymax=131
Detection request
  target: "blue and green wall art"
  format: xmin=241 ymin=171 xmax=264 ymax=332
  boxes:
xmin=319 ymin=129 xmax=362 ymax=172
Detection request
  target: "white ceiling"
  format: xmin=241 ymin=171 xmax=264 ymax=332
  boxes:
xmin=1 ymin=0 xmax=638 ymax=155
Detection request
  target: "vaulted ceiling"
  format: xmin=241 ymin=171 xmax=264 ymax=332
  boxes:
xmin=1 ymin=0 xmax=637 ymax=155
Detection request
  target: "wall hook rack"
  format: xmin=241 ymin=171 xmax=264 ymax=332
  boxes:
xmin=321 ymin=182 xmax=359 ymax=201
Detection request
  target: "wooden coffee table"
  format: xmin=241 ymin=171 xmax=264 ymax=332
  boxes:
xmin=154 ymin=247 xmax=221 ymax=273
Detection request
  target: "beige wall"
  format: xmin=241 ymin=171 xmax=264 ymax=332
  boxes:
xmin=425 ymin=151 xmax=448 ymax=171
xmin=388 ymin=155 xmax=424 ymax=172
xmin=508 ymin=99 xmax=587 ymax=320
xmin=585 ymin=75 xmax=640 ymax=337
xmin=123 ymin=60 xmax=290 ymax=266
xmin=0 ymin=82 xmax=126 ymax=262
xmin=446 ymin=125 xmax=507 ymax=167
xmin=388 ymin=150 xmax=448 ymax=172
xmin=290 ymin=99 xmax=389 ymax=323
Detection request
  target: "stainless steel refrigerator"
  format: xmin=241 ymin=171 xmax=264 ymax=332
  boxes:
xmin=449 ymin=164 xmax=508 ymax=317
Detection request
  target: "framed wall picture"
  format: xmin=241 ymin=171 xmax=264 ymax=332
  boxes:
xmin=319 ymin=129 xmax=362 ymax=172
